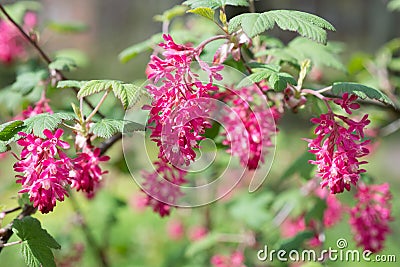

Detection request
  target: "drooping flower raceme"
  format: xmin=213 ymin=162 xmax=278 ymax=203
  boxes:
xmin=217 ymin=85 xmax=280 ymax=170
xmin=14 ymin=129 xmax=71 ymax=213
xmin=14 ymin=129 xmax=109 ymax=213
xmin=306 ymin=93 xmax=370 ymax=194
xmin=350 ymin=183 xmax=392 ymax=253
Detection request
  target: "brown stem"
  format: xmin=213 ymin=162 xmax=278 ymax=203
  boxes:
xmin=68 ymin=191 xmax=109 ymax=267
xmin=99 ymin=132 xmax=122 ymax=155
xmin=1 ymin=206 xmax=21 ymax=215
xmin=0 ymin=204 xmax=37 ymax=253
xmin=0 ymin=4 xmax=104 ymax=118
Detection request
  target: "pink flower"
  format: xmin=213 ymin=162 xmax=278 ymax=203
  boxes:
xmin=166 ymin=219 xmax=185 ymax=241
xmin=141 ymin=160 xmax=186 ymax=217
xmin=334 ymin=93 xmax=360 ymax=114
xmin=350 ymin=183 xmax=392 ymax=252
xmin=14 ymin=96 xmax=53 ymax=120
xmin=188 ymin=225 xmax=208 ymax=241
xmin=14 ymin=129 xmax=71 ymax=213
xmin=217 ymin=86 xmax=280 ymax=170
xmin=70 ymin=148 xmax=109 ymax=198
xmin=0 ymin=12 xmax=37 ymax=64
xmin=211 ymin=251 xmax=246 ymax=267
xmin=306 ymin=95 xmax=370 ymax=194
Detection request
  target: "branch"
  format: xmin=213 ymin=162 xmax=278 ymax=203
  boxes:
xmin=0 ymin=204 xmax=36 ymax=253
xmin=99 ymin=133 xmax=122 ymax=155
xmin=0 ymin=4 xmax=104 ymax=118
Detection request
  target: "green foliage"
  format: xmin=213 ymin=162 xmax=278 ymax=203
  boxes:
xmin=183 ymin=0 xmax=248 ymax=9
xmin=56 ymin=80 xmax=86 ymax=89
xmin=229 ymin=192 xmax=274 ymax=228
xmin=48 ymin=57 xmax=77 ymax=72
xmin=279 ymin=151 xmax=315 ymax=180
xmin=238 ymin=63 xmax=297 ymax=91
xmin=332 ymin=82 xmax=395 ymax=107
xmin=13 ymin=216 xmax=61 ymax=267
xmin=304 ymin=197 xmax=327 ymax=224
xmin=53 ymin=49 xmax=89 ymax=68
xmin=0 ymin=120 xmax=25 ymax=141
xmin=1 ymin=1 xmax=41 ymax=24
xmin=277 ymin=230 xmax=314 ymax=252
xmin=257 ymin=37 xmax=346 ymax=71
xmin=153 ymin=5 xmax=188 ymax=22
xmin=12 ymin=70 xmax=48 ymax=96
xmin=187 ymin=7 xmax=215 ymax=21
xmin=18 ymin=193 xmax=32 ymax=208
xmin=185 ymin=233 xmax=221 ymax=257
xmin=228 ymin=10 xmax=335 ymax=44
xmin=90 ymin=119 xmax=144 ymax=138
xmin=388 ymin=0 xmax=400 ymax=11
xmin=23 ymin=112 xmax=75 ymax=138
xmin=47 ymin=21 xmax=87 ymax=33
xmin=77 ymin=80 xmax=145 ymax=109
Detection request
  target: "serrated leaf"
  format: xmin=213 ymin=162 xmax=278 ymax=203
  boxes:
xmin=238 ymin=64 xmax=296 ymax=90
xmin=112 ymin=83 xmax=142 ymax=110
xmin=332 ymin=82 xmax=395 ymax=107
xmin=153 ymin=5 xmax=188 ymax=22
xmin=48 ymin=57 xmax=77 ymax=72
xmin=21 ymin=243 xmax=41 ymax=267
xmin=23 ymin=112 xmax=75 ymax=138
xmin=183 ymin=0 xmax=249 ymax=9
xmin=77 ymin=80 xmax=113 ymax=98
xmin=229 ymin=10 xmax=335 ymax=44
xmin=57 ymin=80 xmax=86 ymax=89
xmin=0 ymin=120 xmax=25 ymax=141
xmin=90 ymin=119 xmax=128 ymax=138
xmin=47 ymin=21 xmax=87 ymax=33
xmin=187 ymin=7 xmax=215 ymax=21
xmin=12 ymin=70 xmax=48 ymax=96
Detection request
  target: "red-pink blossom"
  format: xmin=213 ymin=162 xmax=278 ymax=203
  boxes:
xmin=306 ymin=94 xmax=370 ymax=194
xmin=166 ymin=219 xmax=185 ymax=240
xmin=188 ymin=225 xmax=208 ymax=241
xmin=211 ymin=251 xmax=247 ymax=267
xmin=350 ymin=183 xmax=392 ymax=252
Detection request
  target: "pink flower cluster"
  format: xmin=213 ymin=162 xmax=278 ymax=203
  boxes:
xmin=0 ymin=12 xmax=37 ymax=63
xmin=306 ymin=93 xmax=370 ymax=194
xmin=350 ymin=183 xmax=392 ymax=252
xmin=217 ymin=86 xmax=280 ymax=170
xmin=14 ymin=129 xmax=109 ymax=213
xmin=146 ymin=34 xmax=223 ymax=167
xmin=211 ymin=251 xmax=246 ymax=267
xmin=141 ymin=160 xmax=186 ymax=217
xmin=14 ymin=95 xmax=53 ymax=120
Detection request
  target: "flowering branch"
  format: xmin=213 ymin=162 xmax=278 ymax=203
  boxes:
xmin=0 ymin=4 xmax=103 ymax=118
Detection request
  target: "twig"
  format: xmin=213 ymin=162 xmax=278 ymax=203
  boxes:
xmin=85 ymin=90 xmax=110 ymax=123
xmin=1 ymin=206 xmax=21 ymax=215
xmin=0 ymin=240 xmax=22 ymax=248
xmin=99 ymin=132 xmax=122 ymax=155
xmin=68 ymin=191 xmax=109 ymax=267
xmin=249 ymin=0 xmax=256 ymax=13
xmin=0 ymin=4 xmax=104 ymax=118
xmin=0 ymin=204 xmax=36 ymax=253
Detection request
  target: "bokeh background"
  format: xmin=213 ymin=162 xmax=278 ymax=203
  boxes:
xmin=0 ymin=0 xmax=399 ymax=266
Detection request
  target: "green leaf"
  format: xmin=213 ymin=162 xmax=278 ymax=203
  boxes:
xmin=54 ymin=49 xmax=89 ymax=68
xmin=153 ymin=5 xmax=188 ymax=22
xmin=47 ymin=21 xmax=87 ymax=33
xmin=12 ymin=70 xmax=48 ymax=96
xmin=77 ymin=80 xmax=114 ymax=98
xmin=112 ymin=83 xmax=143 ymax=110
xmin=388 ymin=0 xmax=400 ymax=11
xmin=183 ymin=0 xmax=249 ymax=9
xmin=0 ymin=142 xmax=9 ymax=153
xmin=185 ymin=233 xmax=221 ymax=257
xmin=13 ymin=216 xmax=61 ymax=267
xmin=18 ymin=193 xmax=32 ymax=208
xmin=0 ymin=120 xmax=25 ymax=141
xmin=118 ymin=34 xmax=163 ymax=63
xmin=279 ymin=151 xmax=315 ymax=181
xmin=187 ymin=7 xmax=215 ymax=21
xmin=238 ymin=64 xmax=296 ymax=91
xmin=332 ymin=82 xmax=395 ymax=107
xmin=304 ymin=197 xmax=327 ymax=225
xmin=229 ymin=192 xmax=274 ymax=229
xmin=23 ymin=112 xmax=75 ymax=138
xmin=90 ymin=119 xmax=144 ymax=138
xmin=57 ymin=80 xmax=86 ymax=89
xmin=278 ymin=230 xmax=314 ymax=252
xmin=49 ymin=57 xmax=77 ymax=72
xmin=229 ymin=10 xmax=335 ymax=44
